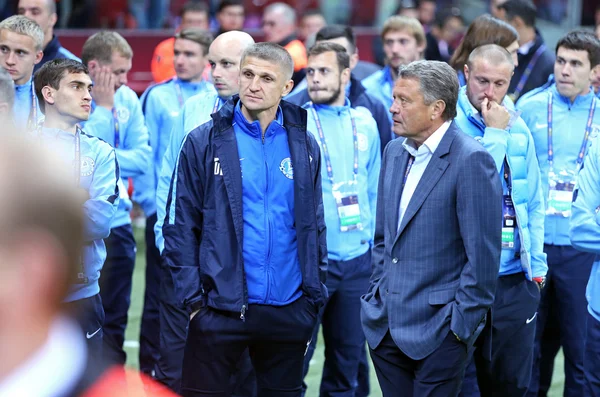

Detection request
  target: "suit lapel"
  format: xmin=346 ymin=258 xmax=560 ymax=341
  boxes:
xmin=213 ymin=128 xmax=244 ymax=248
xmin=390 ymin=150 xmax=410 ymax=237
xmin=393 ymin=124 xmax=458 ymax=244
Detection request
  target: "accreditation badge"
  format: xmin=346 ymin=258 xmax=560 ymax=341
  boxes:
xmin=502 ymin=195 xmax=517 ymax=249
xmin=333 ymin=181 xmax=363 ymax=232
xmin=546 ymin=170 xmax=575 ymax=217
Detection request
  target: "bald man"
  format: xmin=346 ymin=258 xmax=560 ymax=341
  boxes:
xmin=18 ymin=0 xmax=80 ymax=72
xmin=262 ymin=2 xmax=307 ymax=86
xmin=153 ymin=31 xmax=257 ymax=395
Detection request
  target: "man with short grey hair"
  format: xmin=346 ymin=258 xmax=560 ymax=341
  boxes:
xmin=361 ymin=60 xmax=502 ymax=396
xmin=163 ymin=42 xmax=327 ymax=396
xmin=0 ymin=67 xmax=14 ymax=123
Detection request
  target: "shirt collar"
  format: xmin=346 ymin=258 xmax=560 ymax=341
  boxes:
xmin=518 ymin=40 xmax=535 ymax=55
xmin=402 ymin=120 xmax=451 ymax=156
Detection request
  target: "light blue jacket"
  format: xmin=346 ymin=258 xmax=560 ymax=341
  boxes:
xmin=13 ymin=78 xmax=43 ymax=130
xmin=134 ymin=78 xmax=214 ymax=216
xmin=302 ymin=100 xmax=381 ymax=261
xmin=455 ymin=86 xmax=547 ymax=279
xmin=570 ymin=135 xmax=600 ymax=321
xmin=154 ymin=89 xmax=224 ymax=252
xmin=36 ymin=127 xmax=120 ymax=302
xmin=519 ymin=84 xmax=600 ymax=246
xmin=82 ymin=85 xmax=151 ymax=228
xmin=361 ymin=65 xmax=393 ymax=123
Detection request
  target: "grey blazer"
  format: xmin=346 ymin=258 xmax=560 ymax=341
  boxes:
xmin=360 ymin=121 xmax=502 ymax=360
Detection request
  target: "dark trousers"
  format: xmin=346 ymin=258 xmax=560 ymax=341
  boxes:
xmin=585 ymin=313 xmax=600 ymax=397
xmin=461 ymin=273 xmax=541 ymax=397
xmin=99 ymin=224 xmax=136 ymax=365
xmin=181 ymin=296 xmax=317 ymax=397
xmin=64 ymin=293 xmax=105 ymax=360
xmin=140 ymin=213 xmax=161 ymax=375
xmin=153 ymin=233 xmax=257 ymax=396
xmin=302 ymin=250 xmax=371 ymax=397
xmin=528 ymin=245 xmax=594 ymax=397
xmin=369 ymin=330 xmax=469 ymax=397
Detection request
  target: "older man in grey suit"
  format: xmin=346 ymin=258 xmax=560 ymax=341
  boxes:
xmin=361 ymin=60 xmax=503 ymax=397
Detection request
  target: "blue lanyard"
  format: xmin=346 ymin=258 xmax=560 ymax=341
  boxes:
xmin=547 ymin=92 xmax=596 ymax=173
xmin=512 ymin=44 xmax=546 ymax=100
xmin=403 ymin=155 xmax=414 ymax=188
xmin=74 ymin=126 xmax=81 ymax=186
xmin=112 ymin=107 xmax=120 ymax=148
xmin=27 ymin=82 xmax=38 ymax=131
xmin=309 ymin=104 xmax=358 ymax=186
xmin=503 ymin=157 xmax=512 ymax=194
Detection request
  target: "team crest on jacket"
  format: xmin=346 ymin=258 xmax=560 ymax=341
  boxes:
xmin=279 ymin=158 xmax=294 ymax=179
xmin=80 ymin=157 xmax=95 ymax=176
xmin=116 ymin=107 xmax=130 ymax=123
xmin=357 ymin=133 xmax=368 ymax=152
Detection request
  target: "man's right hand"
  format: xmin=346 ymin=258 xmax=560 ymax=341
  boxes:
xmin=190 ymin=309 xmax=200 ymax=321
xmin=91 ymin=66 xmax=116 ymax=110
xmin=481 ymin=98 xmax=510 ymax=130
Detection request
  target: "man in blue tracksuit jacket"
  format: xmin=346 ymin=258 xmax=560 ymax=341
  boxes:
xmin=163 ymin=43 xmax=327 ymax=396
xmin=135 ymin=27 xmax=214 ymax=377
xmin=80 ymin=32 xmax=151 ymax=365
xmin=33 ymin=59 xmax=120 ymax=359
xmin=152 ymin=30 xmax=256 ymax=394
xmin=286 ymin=25 xmax=392 ymax=153
xmin=518 ymin=31 xmax=600 ymax=397
xmin=300 ymin=42 xmax=381 ymax=397
xmin=454 ymin=44 xmax=547 ymax=397
xmin=570 ymin=135 xmax=600 ymax=397
xmin=0 ymin=16 xmax=44 ymax=130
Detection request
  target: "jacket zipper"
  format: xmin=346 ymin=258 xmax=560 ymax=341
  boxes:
xmin=263 ymin=136 xmax=272 ymax=303
xmin=506 ymin=156 xmax=529 ymax=275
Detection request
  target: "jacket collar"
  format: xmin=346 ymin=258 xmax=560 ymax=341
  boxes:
xmin=232 ymin=99 xmax=284 ymax=139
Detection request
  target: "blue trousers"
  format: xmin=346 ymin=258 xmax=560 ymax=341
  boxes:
xmin=302 ymin=250 xmax=371 ymax=397
xmin=99 ymin=224 xmax=136 ymax=365
xmin=528 ymin=245 xmax=594 ymax=397
xmin=181 ymin=296 xmax=317 ymax=397
xmin=140 ymin=213 xmax=161 ymax=375
xmin=64 ymin=293 xmax=105 ymax=360
xmin=585 ymin=312 xmax=600 ymax=397
xmin=460 ymin=273 xmax=540 ymax=397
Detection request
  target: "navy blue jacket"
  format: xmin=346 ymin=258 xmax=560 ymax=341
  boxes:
xmin=162 ymin=96 xmax=328 ymax=316
xmin=286 ymin=75 xmax=392 ymax=153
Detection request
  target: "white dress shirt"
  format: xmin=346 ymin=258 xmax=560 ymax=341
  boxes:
xmin=0 ymin=317 xmax=87 ymax=397
xmin=398 ymin=121 xmax=451 ymax=230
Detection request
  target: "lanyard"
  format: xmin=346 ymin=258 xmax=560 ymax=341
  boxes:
xmin=309 ymin=104 xmax=358 ymax=186
xmin=112 ymin=107 xmax=120 ymax=148
xmin=503 ymin=157 xmax=512 ymax=194
xmin=512 ymin=44 xmax=546 ymax=100
xmin=547 ymin=92 xmax=596 ymax=173
xmin=212 ymin=97 xmax=221 ymax=114
xmin=74 ymin=126 xmax=82 ymax=186
xmin=27 ymin=82 xmax=38 ymax=130
xmin=174 ymin=80 xmax=185 ymax=108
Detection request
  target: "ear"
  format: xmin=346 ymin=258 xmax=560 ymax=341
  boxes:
xmin=349 ymin=53 xmax=359 ymax=70
xmin=431 ymin=99 xmax=446 ymax=120
xmin=511 ymin=16 xmax=524 ymax=29
xmin=87 ymin=60 xmax=99 ymax=73
xmin=463 ymin=64 xmax=469 ymax=80
xmin=281 ymin=79 xmax=294 ymax=97
xmin=49 ymin=12 xmax=58 ymax=29
xmin=41 ymin=85 xmax=56 ymax=107
xmin=341 ymin=67 xmax=351 ymax=85
xmin=34 ymin=50 xmax=43 ymax=65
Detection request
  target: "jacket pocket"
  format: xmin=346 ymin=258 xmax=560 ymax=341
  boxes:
xmin=429 ymin=280 xmax=460 ymax=305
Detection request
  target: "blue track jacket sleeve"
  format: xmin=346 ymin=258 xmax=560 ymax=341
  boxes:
xmin=163 ymin=131 xmax=205 ymax=312
xmin=155 ymin=110 xmax=188 ymax=252
xmin=524 ymin=127 xmax=547 ymax=277
xmin=452 ymin=149 xmax=502 ymax=343
xmin=83 ymin=149 xmax=120 ymax=242
xmin=366 ymin=121 xmax=381 ymax=233
xmin=84 ymin=101 xmax=151 ymax=178
xmin=571 ymin=138 xmax=600 ymax=253
xmin=478 ymin=126 xmax=510 ymax=173
xmin=309 ymin=133 xmax=328 ymax=286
